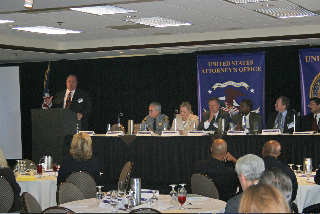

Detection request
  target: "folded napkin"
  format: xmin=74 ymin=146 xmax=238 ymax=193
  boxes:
xmin=16 ymin=175 xmax=36 ymax=181
xmin=141 ymin=189 xmax=159 ymax=200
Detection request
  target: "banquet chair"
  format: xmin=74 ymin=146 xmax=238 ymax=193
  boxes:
xmin=119 ymin=161 xmax=133 ymax=191
xmin=0 ymin=176 xmax=14 ymax=213
xmin=57 ymin=182 xmax=85 ymax=205
xmin=191 ymin=173 xmax=220 ymax=199
xmin=66 ymin=171 xmax=96 ymax=199
xmin=302 ymin=203 xmax=320 ymax=213
xmin=22 ymin=192 xmax=42 ymax=213
xmin=42 ymin=206 xmax=75 ymax=213
xmin=129 ymin=208 xmax=161 ymax=213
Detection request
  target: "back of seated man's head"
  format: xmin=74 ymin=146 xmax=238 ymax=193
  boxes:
xmin=236 ymin=154 xmax=265 ymax=182
xmin=262 ymin=140 xmax=281 ymax=158
xmin=259 ymin=168 xmax=292 ymax=204
xmin=210 ymin=139 xmax=227 ymax=157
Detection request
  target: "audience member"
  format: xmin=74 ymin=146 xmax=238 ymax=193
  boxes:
xmin=0 ymin=149 xmax=23 ymax=212
xmin=193 ymin=139 xmax=239 ymax=202
xmin=44 ymin=74 xmax=92 ymax=130
xmin=301 ymin=97 xmax=320 ymax=131
xmin=170 ymin=102 xmax=199 ymax=135
xmin=232 ymin=99 xmax=262 ymax=134
xmin=266 ymin=96 xmax=300 ymax=133
xmin=224 ymin=154 xmax=265 ymax=213
xmin=315 ymin=166 xmax=320 ymax=185
xmin=262 ymin=140 xmax=298 ymax=201
xmin=239 ymin=183 xmax=290 ymax=213
xmin=141 ymin=102 xmax=169 ymax=134
xmin=198 ymin=97 xmax=230 ymax=132
xmin=57 ymin=133 xmax=100 ymax=185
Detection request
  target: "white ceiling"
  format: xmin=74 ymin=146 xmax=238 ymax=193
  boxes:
xmin=1 ymin=0 xmax=320 ymax=64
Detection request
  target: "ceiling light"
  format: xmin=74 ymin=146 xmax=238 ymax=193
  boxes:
xmin=70 ymin=5 xmax=137 ymax=15
xmin=24 ymin=0 xmax=33 ymax=9
xmin=225 ymin=0 xmax=270 ymax=3
xmin=0 ymin=20 xmax=14 ymax=24
xmin=256 ymin=6 xmax=318 ymax=18
xmin=12 ymin=26 xmax=82 ymax=35
xmin=126 ymin=17 xmax=192 ymax=27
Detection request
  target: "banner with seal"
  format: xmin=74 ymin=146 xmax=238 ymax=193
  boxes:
xmin=197 ymin=52 xmax=265 ymax=126
xmin=299 ymin=48 xmax=320 ymax=116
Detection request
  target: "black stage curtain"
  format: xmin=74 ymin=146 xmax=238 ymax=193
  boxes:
xmin=14 ymin=44 xmax=319 ymax=163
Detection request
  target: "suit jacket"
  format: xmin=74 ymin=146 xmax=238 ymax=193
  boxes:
xmin=197 ymin=109 xmax=230 ymax=132
xmin=301 ymin=113 xmax=315 ymax=131
xmin=232 ymin=112 xmax=262 ymax=134
xmin=170 ymin=114 xmax=199 ymax=135
xmin=266 ymin=110 xmax=300 ymax=134
xmin=224 ymin=193 xmax=242 ymax=213
xmin=263 ymin=156 xmax=298 ymax=202
xmin=52 ymin=89 xmax=92 ymax=130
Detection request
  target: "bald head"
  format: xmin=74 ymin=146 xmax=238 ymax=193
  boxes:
xmin=262 ymin=140 xmax=281 ymax=159
xmin=211 ymin=139 xmax=227 ymax=158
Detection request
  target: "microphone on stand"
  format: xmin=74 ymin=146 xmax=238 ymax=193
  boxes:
xmin=118 ymin=113 xmax=123 ymax=131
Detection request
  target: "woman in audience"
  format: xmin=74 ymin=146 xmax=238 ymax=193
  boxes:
xmin=57 ymin=133 xmax=100 ymax=185
xmin=0 ymin=149 xmax=23 ymax=212
xmin=171 ymin=102 xmax=199 ymax=135
xmin=239 ymin=183 xmax=290 ymax=213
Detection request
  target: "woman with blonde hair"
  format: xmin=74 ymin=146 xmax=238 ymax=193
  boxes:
xmin=0 ymin=149 xmax=23 ymax=212
xmin=171 ymin=102 xmax=199 ymax=135
xmin=57 ymin=133 xmax=100 ymax=185
xmin=239 ymin=182 xmax=290 ymax=213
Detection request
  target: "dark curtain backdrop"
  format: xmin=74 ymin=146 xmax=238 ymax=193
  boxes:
xmin=12 ymin=44 xmax=316 ymax=160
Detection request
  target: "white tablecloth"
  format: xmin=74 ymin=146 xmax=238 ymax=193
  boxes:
xmin=18 ymin=172 xmax=57 ymax=210
xmin=295 ymin=173 xmax=320 ymax=213
xmin=61 ymin=194 xmax=226 ymax=213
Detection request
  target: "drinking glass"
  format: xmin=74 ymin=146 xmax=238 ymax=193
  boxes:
xmin=107 ymin=124 xmax=111 ymax=133
xmin=253 ymin=122 xmax=258 ymax=135
xmin=306 ymin=171 xmax=312 ymax=181
xmin=52 ymin=163 xmax=58 ymax=177
xmin=150 ymin=190 xmax=158 ymax=205
xmin=169 ymin=184 xmax=177 ymax=204
xmin=178 ymin=188 xmax=187 ymax=210
xmin=288 ymin=164 xmax=294 ymax=171
xmin=96 ymin=186 xmax=104 ymax=206
xmin=118 ymin=181 xmax=126 ymax=199
xmin=229 ymin=122 xmax=234 ymax=131
xmin=296 ymin=165 xmax=302 ymax=176
xmin=110 ymin=190 xmax=118 ymax=212
xmin=36 ymin=164 xmax=43 ymax=178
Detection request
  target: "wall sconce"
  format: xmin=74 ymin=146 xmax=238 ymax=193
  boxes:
xmin=24 ymin=0 xmax=33 ymax=9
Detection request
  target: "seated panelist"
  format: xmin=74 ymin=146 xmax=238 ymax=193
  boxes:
xmin=170 ymin=102 xmax=199 ymax=135
xmin=301 ymin=97 xmax=320 ymax=131
xmin=232 ymin=99 xmax=262 ymax=134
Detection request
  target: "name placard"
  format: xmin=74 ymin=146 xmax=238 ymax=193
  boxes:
xmin=227 ymin=130 xmax=246 ymax=135
xmin=187 ymin=131 xmax=205 ymax=136
xmin=293 ymin=131 xmax=314 ymax=135
xmin=136 ymin=131 xmax=153 ymax=136
xmin=79 ymin=131 xmax=95 ymax=135
xmin=161 ymin=131 xmax=180 ymax=136
xmin=261 ymin=129 xmax=281 ymax=135
xmin=106 ymin=131 xmax=124 ymax=136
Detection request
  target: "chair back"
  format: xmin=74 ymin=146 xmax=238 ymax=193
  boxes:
xmin=22 ymin=192 xmax=42 ymax=213
xmin=57 ymin=182 xmax=85 ymax=205
xmin=191 ymin=173 xmax=220 ymax=199
xmin=42 ymin=206 xmax=75 ymax=213
xmin=302 ymin=203 xmax=320 ymax=213
xmin=119 ymin=161 xmax=133 ymax=191
xmin=0 ymin=176 xmax=14 ymax=213
xmin=66 ymin=171 xmax=96 ymax=199
xmin=129 ymin=208 xmax=161 ymax=213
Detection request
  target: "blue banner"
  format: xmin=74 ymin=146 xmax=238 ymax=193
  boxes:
xmin=299 ymin=48 xmax=320 ymax=116
xmin=197 ymin=52 xmax=265 ymax=125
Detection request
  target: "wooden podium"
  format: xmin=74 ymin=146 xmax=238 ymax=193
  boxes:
xmin=31 ymin=108 xmax=80 ymax=164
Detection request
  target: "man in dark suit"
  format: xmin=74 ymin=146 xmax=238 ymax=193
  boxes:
xmin=301 ymin=97 xmax=320 ymax=131
xmin=232 ymin=99 xmax=262 ymax=134
xmin=197 ymin=97 xmax=230 ymax=132
xmin=44 ymin=74 xmax=92 ymax=130
xmin=193 ymin=138 xmax=239 ymax=202
xmin=262 ymin=140 xmax=298 ymax=202
xmin=266 ymin=96 xmax=300 ymax=134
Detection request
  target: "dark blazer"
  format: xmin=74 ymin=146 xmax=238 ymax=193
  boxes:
xmin=198 ymin=109 xmax=230 ymax=132
xmin=52 ymin=89 xmax=92 ymax=130
xmin=263 ymin=156 xmax=298 ymax=201
xmin=232 ymin=112 xmax=262 ymax=134
xmin=315 ymin=167 xmax=320 ymax=185
xmin=0 ymin=167 xmax=23 ymax=212
xmin=266 ymin=110 xmax=300 ymax=134
xmin=301 ymin=113 xmax=315 ymax=131
xmin=224 ymin=193 xmax=242 ymax=213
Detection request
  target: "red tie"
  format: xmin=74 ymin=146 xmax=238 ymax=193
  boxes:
xmin=65 ymin=92 xmax=71 ymax=109
xmin=312 ymin=117 xmax=317 ymax=131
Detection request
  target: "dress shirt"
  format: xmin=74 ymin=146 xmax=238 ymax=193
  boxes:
xmin=276 ymin=110 xmax=287 ymax=129
xmin=315 ymin=113 xmax=320 ymax=123
xmin=63 ymin=89 xmax=75 ymax=108
xmin=204 ymin=111 xmax=219 ymax=129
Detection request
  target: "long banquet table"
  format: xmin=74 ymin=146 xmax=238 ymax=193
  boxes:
xmin=79 ymin=134 xmax=320 ymax=193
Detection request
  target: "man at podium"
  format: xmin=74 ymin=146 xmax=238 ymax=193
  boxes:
xmin=44 ymin=74 xmax=92 ymax=130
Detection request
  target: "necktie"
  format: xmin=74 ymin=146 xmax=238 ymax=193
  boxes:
xmin=277 ymin=113 xmax=282 ymax=129
xmin=65 ymin=92 xmax=72 ymax=109
xmin=312 ymin=116 xmax=317 ymax=131
xmin=153 ymin=118 xmax=157 ymax=131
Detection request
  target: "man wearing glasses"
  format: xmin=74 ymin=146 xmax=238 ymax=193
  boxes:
xmin=301 ymin=97 xmax=320 ymax=131
xmin=141 ymin=102 xmax=169 ymax=134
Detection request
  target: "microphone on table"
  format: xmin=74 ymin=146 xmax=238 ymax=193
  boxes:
xmin=174 ymin=110 xmax=178 ymax=131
